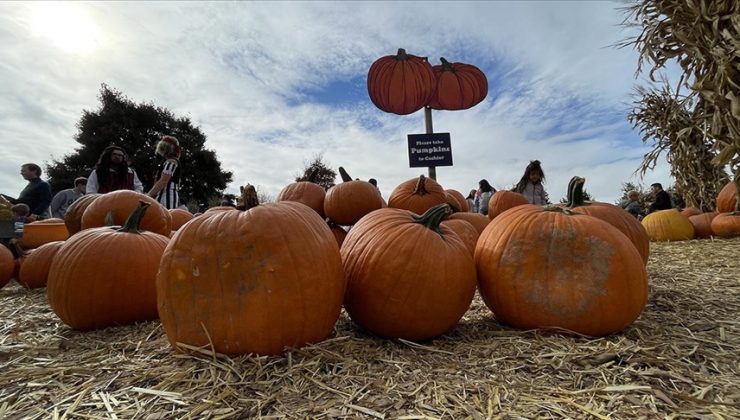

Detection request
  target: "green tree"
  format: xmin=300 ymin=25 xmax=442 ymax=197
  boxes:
xmin=45 ymin=84 xmax=232 ymax=211
xmin=294 ymin=153 xmax=337 ymax=190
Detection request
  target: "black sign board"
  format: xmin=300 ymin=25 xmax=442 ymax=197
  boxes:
xmin=407 ymin=133 xmax=453 ymax=168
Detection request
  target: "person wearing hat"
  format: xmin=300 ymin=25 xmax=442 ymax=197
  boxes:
xmin=50 ymin=177 xmax=87 ymax=218
xmin=147 ymin=135 xmax=182 ymax=209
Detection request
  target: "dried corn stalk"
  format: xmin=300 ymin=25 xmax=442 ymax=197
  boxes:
xmin=619 ymin=0 xmax=740 ymax=211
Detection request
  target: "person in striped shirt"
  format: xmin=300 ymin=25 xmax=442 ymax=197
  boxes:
xmin=147 ymin=135 xmax=182 ymax=209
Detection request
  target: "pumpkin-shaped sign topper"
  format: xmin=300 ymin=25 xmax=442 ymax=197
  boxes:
xmin=367 ymin=48 xmax=436 ymax=115
xmin=428 ymin=57 xmax=488 ymax=111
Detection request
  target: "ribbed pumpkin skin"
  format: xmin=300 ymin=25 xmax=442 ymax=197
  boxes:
xmin=428 ymin=59 xmax=488 ymax=111
xmin=641 ymin=209 xmax=694 ymax=241
xmin=17 ymin=241 xmax=64 ymax=289
xmin=47 ymin=226 xmax=169 ymax=331
xmin=157 ymin=202 xmax=345 ymax=356
xmin=342 ymin=207 xmax=476 ymax=341
xmin=324 ymin=181 xmax=384 ymax=226
xmin=488 ymin=191 xmax=529 ymax=220
xmin=689 ymin=212 xmax=717 ymax=238
xmin=388 ymin=175 xmax=447 ymax=215
xmin=329 ymin=223 xmax=348 ymax=248
xmin=710 ymin=213 xmax=740 ymax=238
xmin=447 ymin=212 xmax=490 ymax=234
xmin=367 ymin=48 xmax=436 ymax=115
xmin=475 ymin=205 xmax=648 ymax=337
xmin=277 ymin=181 xmax=326 ymax=218
xmin=64 ymin=194 xmax=101 ymax=235
xmin=716 ymin=182 xmax=739 ymax=213
xmin=168 ymin=208 xmax=194 ymax=231
xmin=81 ymin=190 xmax=171 ymax=236
xmin=0 ymin=245 xmax=14 ymax=289
xmin=441 ymin=219 xmax=478 ymax=255
xmin=570 ymin=203 xmax=650 ymax=265
xmin=445 ymin=189 xmax=469 ymax=212
xmin=680 ymin=207 xmax=701 ymax=218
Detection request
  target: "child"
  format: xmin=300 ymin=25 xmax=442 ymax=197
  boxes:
xmin=514 ymin=160 xmax=548 ymax=205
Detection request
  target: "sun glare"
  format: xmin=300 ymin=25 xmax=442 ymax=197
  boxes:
xmin=30 ymin=2 xmax=102 ymax=54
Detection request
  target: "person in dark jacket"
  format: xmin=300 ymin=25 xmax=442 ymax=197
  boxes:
xmin=0 ymin=163 xmax=52 ymax=220
xmin=648 ymin=182 xmax=672 ymax=214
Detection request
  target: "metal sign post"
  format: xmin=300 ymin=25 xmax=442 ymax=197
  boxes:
xmin=424 ymin=106 xmax=436 ymax=180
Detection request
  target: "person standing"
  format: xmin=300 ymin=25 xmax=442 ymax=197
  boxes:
xmin=86 ymin=146 xmax=144 ymax=194
xmin=147 ymin=135 xmax=182 ymax=209
xmin=466 ymin=189 xmax=477 ymax=213
xmin=475 ymin=179 xmax=497 ymax=216
xmin=50 ymin=177 xmax=87 ymax=218
xmin=514 ymin=160 xmax=548 ymax=205
xmin=0 ymin=163 xmax=52 ymax=221
xmin=647 ymin=182 xmax=672 ymax=214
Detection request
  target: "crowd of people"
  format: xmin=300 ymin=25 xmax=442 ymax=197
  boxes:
xmin=1 ymin=135 xmax=183 ymax=229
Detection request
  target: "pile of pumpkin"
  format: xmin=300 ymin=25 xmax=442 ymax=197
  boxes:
xmin=641 ymin=181 xmax=740 ymax=241
xmin=1 ymin=174 xmax=737 ymax=358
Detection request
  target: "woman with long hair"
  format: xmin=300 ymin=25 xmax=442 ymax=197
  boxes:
xmin=86 ymin=146 xmax=143 ymax=194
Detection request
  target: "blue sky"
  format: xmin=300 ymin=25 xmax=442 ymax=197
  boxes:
xmin=0 ymin=1 xmax=678 ymax=204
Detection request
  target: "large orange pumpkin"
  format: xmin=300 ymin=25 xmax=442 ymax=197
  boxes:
xmin=47 ymin=203 xmax=169 ymax=331
xmin=428 ymin=58 xmax=488 ymax=111
xmin=564 ymin=177 xmax=650 ymax=264
xmin=81 ymin=190 xmax=171 ymax=236
xmin=342 ymin=204 xmax=476 ymax=341
xmin=157 ymin=201 xmax=345 ymax=356
xmin=688 ymin=212 xmax=717 ymax=239
xmin=17 ymin=240 xmax=64 ymax=289
xmin=367 ymin=48 xmax=436 ymax=115
xmin=475 ymin=204 xmax=648 ymax=337
xmin=0 ymin=244 xmax=14 ymax=289
xmin=487 ymin=190 xmax=529 ymax=220
xmin=64 ymin=194 xmax=101 ymax=235
xmin=388 ymin=175 xmax=447 ymax=215
xmin=324 ymin=167 xmax=384 ymax=226
xmin=641 ymin=209 xmax=694 ymax=241
xmin=716 ymin=181 xmax=739 ymax=213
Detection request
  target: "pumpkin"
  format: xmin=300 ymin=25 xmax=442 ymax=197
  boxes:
xmin=475 ymin=204 xmax=648 ymax=337
xmin=487 ymin=190 xmax=529 ymax=220
xmin=428 ymin=57 xmax=488 ymax=111
xmin=688 ymin=212 xmax=717 ymax=239
xmin=710 ymin=212 xmax=740 ymax=238
xmin=328 ymin=222 xmax=348 ymax=248
xmin=367 ymin=48 xmax=436 ymax=115
xmin=157 ymin=200 xmax=345 ymax=356
xmin=388 ymin=175 xmax=447 ymax=215
xmin=444 ymin=189 xmax=469 ymax=212
xmin=33 ymin=218 xmax=65 ymax=224
xmin=81 ymin=190 xmax=171 ymax=236
xmin=0 ymin=244 xmax=14 ymax=288
xmin=563 ymin=177 xmax=650 ymax=264
xmin=716 ymin=181 xmax=739 ymax=213
xmin=47 ymin=202 xmax=169 ymax=331
xmin=447 ymin=212 xmax=490 ymax=234
xmin=324 ymin=167 xmax=384 ymax=226
xmin=342 ymin=204 xmax=476 ymax=341
xmin=17 ymin=241 xmax=64 ymax=289
xmin=169 ymin=208 xmax=194 ymax=230
xmin=641 ymin=209 xmax=694 ymax=241
xmin=441 ymin=218 xmax=478 ymax=255
xmin=19 ymin=221 xmax=69 ymax=249
xmin=64 ymin=194 xmax=101 ymax=235
xmin=277 ymin=169 xmax=327 ymax=218
xmin=680 ymin=207 xmax=701 ymax=218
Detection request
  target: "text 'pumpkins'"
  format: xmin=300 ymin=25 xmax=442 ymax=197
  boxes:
xmin=157 ymin=201 xmax=346 ymax=356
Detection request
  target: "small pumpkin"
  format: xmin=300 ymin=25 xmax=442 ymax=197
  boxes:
xmin=680 ymin=207 xmax=701 ymax=218
xmin=487 ymin=190 xmax=529 ymax=220
xmin=447 ymin=212 xmax=490 ymax=234
xmin=688 ymin=212 xmax=717 ymax=239
xmin=428 ymin=57 xmax=488 ymax=111
xmin=19 ymin=221 xmax=69 ymax=250
xmin=342 ymin=204 xmax=476 ymax=341
xmin=64 ymin=194 xmax=101 ymax=235
xmin=0 ymin=244 xmax=14 ymax=289
xmin=277 ymin=169 xmax=327 ymax=218
xmin=367 ymin=48 xmax=436 ymax=115
xmin=444 ymin=189 xmax=469 ymax=212
xmin=169 ymin=208 xmax=194 ymax=231
xmin=716 ymin=181 xmax=739 ymax=213
xmin=475 ymin=204 xmax=648 ymax=337
xmin=710 ymin=212 xmax=740 ymax=238
xmin=324 ymin=167 xmax=384 ymax=226
xmin=388 ymin=175 xmax=447 ymax=215
xmin=17 ymin=240 xmax=64 ymax=289
xmin=47 ymin=202 xmax=169 ymax=331
xmin=641 ymin=209 xmax=694 ymax=242
xmin=441 ymin=218 xmax=478 ymax=255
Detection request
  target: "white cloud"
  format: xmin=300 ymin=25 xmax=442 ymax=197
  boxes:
xmin=0 ymin=1 xmax=680 ymax=207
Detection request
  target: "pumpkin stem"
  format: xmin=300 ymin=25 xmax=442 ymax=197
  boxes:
xmin=543 ymin=205 xmax=579 ymax=216
xmin=565 ymin=176 xmax=588 ymax=208
xmin=414 ymin=175 xmax=430 ymax=195
xmin=236 ymin=184 xmax=260 ymax=211
xmin=117 ymin=201 xmax=150 ymax=234
xmin=413 ymin=203 xmax=452 ymax=233
xmin=439 ymin=57 xmax=453 ymax=71
xmin=338 ymin=167 xmax=353 ymax=183
xmin=396 ymin=48 xmax=408 ymax=60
